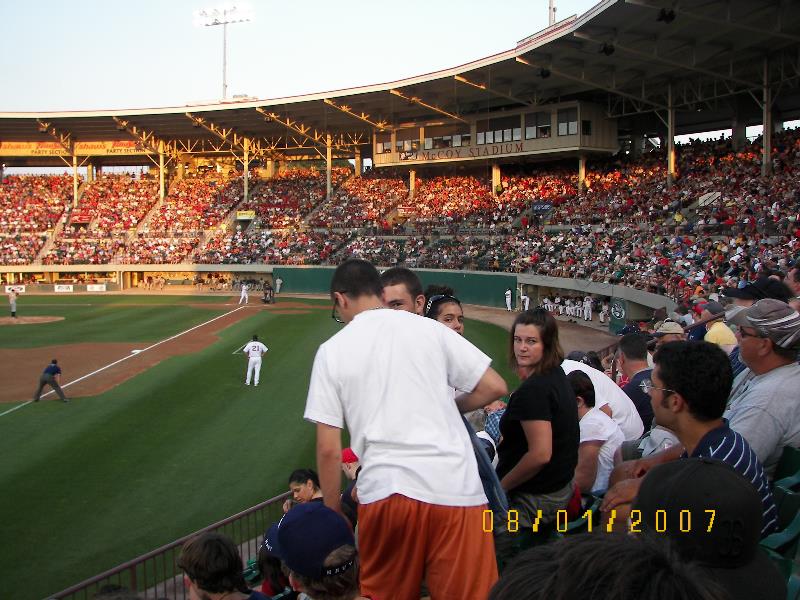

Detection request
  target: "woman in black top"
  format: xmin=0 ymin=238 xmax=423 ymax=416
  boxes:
xmin=495 ymin=308 xmax=579 ymax=564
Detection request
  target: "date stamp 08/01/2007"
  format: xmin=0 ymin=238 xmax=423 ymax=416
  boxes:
xmin=482 ymin=508 xmax=717 ymax=534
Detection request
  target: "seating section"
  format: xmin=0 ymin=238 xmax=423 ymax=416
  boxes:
xmin=2 ymin=131 xmax=799 ymax=283
xmin=69 ymin=174 xmax=159 ymax=236
xmin=148 ymin=171 xmax=243 ymax=235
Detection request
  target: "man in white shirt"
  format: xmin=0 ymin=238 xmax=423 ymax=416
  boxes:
xmin=242 ymin=334 xmax=268 ymax=386
xmin=505 ymin=287 xmax=513 ymax=311
xmin=238 ymin=283 xmax=249 ymax=305
xmin=305 ymin=259 xmax=507 ymax=600
xmin=562 ymin=359 xmax=645 ymax=441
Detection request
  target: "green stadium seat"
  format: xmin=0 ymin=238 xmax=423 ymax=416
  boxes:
xmin=243 ymin=556 xmax=260 ymax=584
xmin=788 ymin=574 xmax=800 ymax=600
xmin=774 ymin=447 xmax=800 ymax=491
xmin=761 ymin=486 xmax=800 ymax=559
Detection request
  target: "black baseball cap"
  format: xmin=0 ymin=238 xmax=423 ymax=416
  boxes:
xmin=722 ymin=278 xmax=793 ymax=302
xmin=633 ymin=458 xmax=786 ymax=600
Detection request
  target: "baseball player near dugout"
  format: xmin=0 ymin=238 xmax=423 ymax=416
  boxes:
xmin=242 ymin=335 xmax=268 ymax=386
xmin=305 ymin=259 xmax=508 ymax=600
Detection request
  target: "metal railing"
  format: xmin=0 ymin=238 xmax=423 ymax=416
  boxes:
xmin=48 ymin=492 xmax=289 ymax=600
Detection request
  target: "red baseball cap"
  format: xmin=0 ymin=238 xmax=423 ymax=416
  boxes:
xmin=341 ymin=448 xmax=359 ymax=464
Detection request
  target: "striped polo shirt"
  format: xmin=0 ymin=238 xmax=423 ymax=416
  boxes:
xmin=687 ymin=423 xmax=778 ymax=537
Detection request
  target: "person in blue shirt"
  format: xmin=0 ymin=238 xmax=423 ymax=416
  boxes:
xmin=33 ymin=359 xmax=68 ymax=403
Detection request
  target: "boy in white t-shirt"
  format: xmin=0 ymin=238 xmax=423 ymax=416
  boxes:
xmin=568 ymin=370 xmax=625 ymax=495
xmin=242 ymin=334 xmax=268 ymax=386
xmin=305 ymin=259 xmax=507 ymax=600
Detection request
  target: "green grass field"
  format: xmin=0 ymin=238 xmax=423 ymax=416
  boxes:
xmin=0 ymin=295 xmax=513 ymax=599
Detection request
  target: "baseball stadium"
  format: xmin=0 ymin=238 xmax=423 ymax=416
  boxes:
xmin=2 ymin=0 xmax=800 ymax=598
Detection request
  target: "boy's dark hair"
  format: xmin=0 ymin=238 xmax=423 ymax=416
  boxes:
xmin=653 ymin=341 xmax=733 ymax=422
xmin=567 ymin=370 xmax=595 ymax=407
xmin=291 ymin=545 xmax=360 ymax=600
xmin=380 ymin=266 xmax=423 ymax=299
xmin=510 ymin=308 xmax=564 ymax=375
xmin=619 ymin=333 xmax=649 ymax=361
xmin=288 ymin=468 xmax=320 ymax=488
xmin=489 ymin=533 xmax=726 ymax=600
xmin=177 ymin=532 xmax=249 ymax=594
xmin=330 ymin=259 xmax=383 ymax=299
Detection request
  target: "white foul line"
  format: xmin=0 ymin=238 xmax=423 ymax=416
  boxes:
xmin=0 ymin=305 xmax=248 ymax=417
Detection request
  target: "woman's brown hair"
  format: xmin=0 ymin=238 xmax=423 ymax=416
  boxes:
xmin=509 ymin=308 xmax=564 ymax=376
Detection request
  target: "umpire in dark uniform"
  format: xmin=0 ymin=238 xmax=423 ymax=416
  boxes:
xmin=33 ymin=359 xmax=68 ymax=402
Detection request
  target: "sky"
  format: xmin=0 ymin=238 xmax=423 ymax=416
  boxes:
xmin=0 ymin=0 xmax=599 ymax=112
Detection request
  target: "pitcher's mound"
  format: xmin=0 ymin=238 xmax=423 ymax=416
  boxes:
xmin=0 ymin=316 xmax=64 ymax=326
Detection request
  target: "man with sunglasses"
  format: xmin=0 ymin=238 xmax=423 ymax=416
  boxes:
xmin=601 ymin=340 xmax=777 ymax=536
xmin=306 ymin=259 xmax=507 ymax=600
xmin=724 ymin=298 xmax=800 ymax=477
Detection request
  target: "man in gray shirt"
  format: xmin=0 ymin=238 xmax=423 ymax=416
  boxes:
xmin=725 ymin=299 xmax=800 ymax=477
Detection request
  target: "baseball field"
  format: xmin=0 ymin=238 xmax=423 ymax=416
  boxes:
xmin=0 ymin=294 xmax=517 ymax=599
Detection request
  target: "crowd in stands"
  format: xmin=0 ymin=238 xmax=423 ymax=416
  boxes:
xmin=0 ymin=174 xmax=72 ymax=233
xmin=3 ymin=132 xmax=800 ymax=301
xmin=149 ymin=170 xmax=243 ymax=234
xmin=238 ymin=262 xmax=797 ymax=600
xmin=41 ymin=237 xmax=124 ymax=265
xmin=0 ymin=233 xmax=48 ymax=264
xmin=117 ymin=236 xmax=199 ymax=264
xmin=197 ymin=227 xmax=351 ymax=265
xmin=70 ymin=174 xmax=158 ymax=236
xmin=309 ymin=169 xmax=408 ymax=229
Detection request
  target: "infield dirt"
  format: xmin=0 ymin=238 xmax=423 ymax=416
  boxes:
xmin=0 ymin=301 xmax=323 ymax=403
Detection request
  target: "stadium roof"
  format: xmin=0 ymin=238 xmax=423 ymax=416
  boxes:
xmin=2 ymin=0 xmax=799 ymax=166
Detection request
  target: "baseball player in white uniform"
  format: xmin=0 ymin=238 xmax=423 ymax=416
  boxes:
xmin=242 ymin=334 xmax=268 ymax=386
xmin=239 ymin=283 xmax=249 ymax=305
xmin=8 ymin=289 xmax=17 ymax=318
xmin=583 ymin=295 xmax=593 ymax=321
xmin=504 ymin=288 xmax=512 ymax=311
xmin=520 ymin=291 xmax=530 ymax=311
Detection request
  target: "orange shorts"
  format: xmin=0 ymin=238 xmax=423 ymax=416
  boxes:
xmin=358 ymin=494 xmax=498 ymax=600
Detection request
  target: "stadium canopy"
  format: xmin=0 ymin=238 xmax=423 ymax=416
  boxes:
xmin=1 ymin=0 xmax=799 ymax=168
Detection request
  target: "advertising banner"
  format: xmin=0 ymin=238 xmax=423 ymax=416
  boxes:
xmin=86 ymin=284 xmax=107 ymax=292
xmin=54 ymin=284 xmax=74 ymax=293
xmin=236 ymin=211 xmax=256 ymax=220
xmin=4 ymin=285 xmax=25 ymax=293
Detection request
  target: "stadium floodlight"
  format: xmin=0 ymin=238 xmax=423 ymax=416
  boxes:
xmin=194 ymin=4 xmax=254 ymax=100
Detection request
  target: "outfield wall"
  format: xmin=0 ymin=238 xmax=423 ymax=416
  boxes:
xmin=1 ymin=264 xmax=675 ymax=328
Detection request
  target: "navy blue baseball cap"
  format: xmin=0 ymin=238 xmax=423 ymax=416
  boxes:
xmin=261 ymin=522 xmax=280 ymax=557
xmin=275 ymin=502 xmax=355 ymax=579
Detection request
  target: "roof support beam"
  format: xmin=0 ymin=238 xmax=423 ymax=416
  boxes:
xmin=515 ymin=56 xmax=667 ymax=109
xmin=388 ymin=89 xmax=467 ymax=123
xmin=36 ymin=120 xmax=73 ymax=153
xmin=453 ymin=75 xmax=537 ymax=108
xmin=323 ymin=99 xmax=390 ymax=131
xmin=624 ymin=0 xmax=800 ymax=44
xmin=185 ymin=112 xmax=283 ymax=162
xmin=112 ymin=117 xmax=177 ymax=165
xmin=573 ymin=31 xmax=760 ymax=88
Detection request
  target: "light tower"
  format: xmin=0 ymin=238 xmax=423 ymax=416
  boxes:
xmin=549 ymin=0 xmax=557 ymax=25
xmin=194 ymin=4 xmax=253 ymax=100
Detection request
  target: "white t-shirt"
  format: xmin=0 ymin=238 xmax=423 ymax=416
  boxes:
xmin=243 ymin=341 xmax=267 ymax=358
xmin=305 ymin=308 xmax=491 ymax=506
xmin=562 ymin=360 xmax=644 ymax=441
xmin=579 ymin=407 xmax=625 ymax=494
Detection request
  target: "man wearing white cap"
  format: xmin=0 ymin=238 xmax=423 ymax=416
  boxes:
xmin=725 ymin=299 xmax=800 ymax=477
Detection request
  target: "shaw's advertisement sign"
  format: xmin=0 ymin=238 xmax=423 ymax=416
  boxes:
xmin=0 ymin=141 xmax=149 ymax=157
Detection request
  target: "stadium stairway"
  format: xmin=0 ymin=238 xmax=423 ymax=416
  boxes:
xmin=301 ymin=171 xmax=355 ymax=226
xmin=33 ymin=216 xmax=67 ymax=264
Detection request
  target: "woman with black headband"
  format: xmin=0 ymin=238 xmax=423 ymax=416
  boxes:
xmin=423 ymin=284 xmax=464 ymax=335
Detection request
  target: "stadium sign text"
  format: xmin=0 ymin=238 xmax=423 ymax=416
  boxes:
xmin=0 ymin=141 xmax=149 ymax=157
xmin=412 ymin=142 xmax=525 ymax=163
